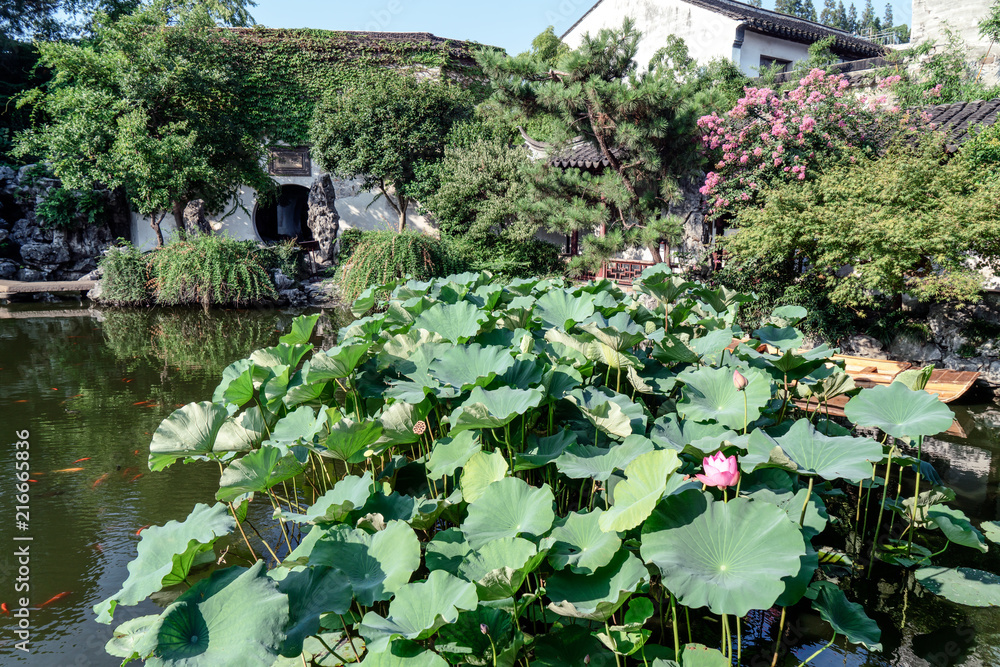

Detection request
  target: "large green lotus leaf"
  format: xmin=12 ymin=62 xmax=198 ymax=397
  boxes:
xmin=670 ymin=644 xmax=731 ymax=667
xmin=309 ymin=342 xmax=373 ymax=381
xmin=744 ymin=419 xmax=883 ymax=482
xmin=371 ymin=399 xmax=429 ymax=448
xmin=339 ymin=313 xmax=386 ymax=342
xmin=252 ymin=343 xmax=312 ymax=370
xmin=640 ymin=491 xmax=805 ymax=616
xmin=217 ymin=445 xmax=306 ymax=502
xmin=634 ymin=273 xmax=694 ymax=307
xmin=281 ymin=472 xmax=374 ymax=524
xmin=457 ymin=536 xmax=544 ymax=600
xmin=285 ymin=521 xmax=420 ymax=606
xmin=568 ymin=387 xmax=647 ymax=439
xmin=809 ymin=582 xmax=882 ymax=650
xmin=261 ymin=364 xmax=292 ymax=411
xmin=270 ymin=565 xmax=354 ymax=657
xmin=743 ymin=485 xmax=829 ymax=541
xmin=547 ymin=508 xmax=622 ymax=574
xmin=361 ymin=640 xmax=449 ymax=667
xmin=753 ymin=325 xmax=804 ymax=352
xmin=535 ymin=289 xmax=595 ymax=330
xmin=499 ymin=354 xmax=546 ymax=389
xmin=106 ymin=614 xmax=160 ymax=659
xmin=324 ymin=418 xmax=384 ymax=463
xmin=541 ymin=328 xmax=591 ymax=367
xmin=283 ymin=365 xmax=332 ymax=408
xmin=427 ymin=430 xmax=482 ymax=480
xmin=627 ymin=359 xmax=678 ymax=395
xmin=94 ymin=502 xmax=234 ymax=623
xmin=555 ymin=435 xmax=655 ymax=482
xmin=599 ymin=450 xmax=681 ymax=533
xmin=267 ymin=405 xmax=327 ymax=448
xmin=775 ymin=539 xmax=818 ymax=608
xmin=412 ymin=301 xmax=487 ymax=343
xmin=359 ymin=571 xmax=479 ymax=652
xmin=651 ymin=333 xmax=701 ymax=364
xmin=379 ymin=329 xmax=447 ymax=370
xmin=927 ymin=505 xmax=988 ymax=552
xmin=540 ymin=364 xmax=584 ymax=400
xmin=545 ymin=549 xmax=648 ymax=622
xmin=437 ymin=605 xmax=522 ymax=667
xmin=136 ymin=561 xmax=288 ymax=667
xmin=384 ymin=295 xmax=436 ymax=329
xmin=649 ymin=415 xmax=736 ymax=455
xmin=213 ymin=359 xmax=256 ymax=406
xmin=458 ymin=449 xmax=508 ymax=503
xmin=450 ymin=386 xmax=544 ymax=434
xmin=844 ymin=382 xmax=954 ymax=438
xmin=767 ymin=305 xmax=808 ymax=328
xmin=579 ymin=312 xmax=646 ymax=349
xmin=515 ymin=430 xmax=576 ymax=471
xmin=915 ymin=566 xmax=1000 ymax=607
xmin=461 ymin=477 xmax=555 ymax=549
xmin=426 ymin=527 xmax=473 ymax=573
xmin=533 ymin=624 xmax=616 ymax=667
xmin=981 ymin=520 xmax=1000 ymax=545
xmin=279 ymin=313 xmax=321 ymax=345
xmin=677 ymin=366 xmax=770 ymax=430
xmin=215 ymin=406 xmax=269 ymax=452
xmin=148 ymin=401 xmax=230 ymax=471
xmin=428 ymin=344 xmax=516 ymax=391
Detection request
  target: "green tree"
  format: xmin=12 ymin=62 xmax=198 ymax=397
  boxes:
xmin=803 ymin=0 xmax=818 ymax=21
xmin=860 ymin=0 xmax=878 ymax=33
xmin=835 ymin=1 xmax=849 ymax=30
xmin=883 ymin=3 xmax=893 ymax=30
xmin=524 ymin=25 xmax=569 ymax=67
xmin=16 ymin=5 xmax=273 ymax=245
xmin=820 ymin=0 xmax=838 ymax=26
xmin=310 ymin=72 xmax=473 ymax=232
xmin=476 ymin=19 xmax=726 ymax=266
xmin=847 ymin=3 xmax=858 ymax=32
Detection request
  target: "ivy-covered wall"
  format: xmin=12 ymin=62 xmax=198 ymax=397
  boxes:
xmin=220 ymin=28 xmax=488 ymax=146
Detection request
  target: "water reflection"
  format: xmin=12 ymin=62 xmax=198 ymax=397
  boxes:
xmin=0 ymin=303 xmax=343 ymax=666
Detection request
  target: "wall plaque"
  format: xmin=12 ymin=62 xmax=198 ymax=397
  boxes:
xmin=268 ymin=147 xmax=311 ymax=176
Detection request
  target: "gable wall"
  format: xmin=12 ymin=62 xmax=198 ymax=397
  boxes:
xmin=738 ymin=30 xmax=813 ymax=75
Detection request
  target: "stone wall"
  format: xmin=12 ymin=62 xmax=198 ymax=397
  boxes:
xmin=911 ymin=0 xmax=1000 ymax=86
xmin=0 ymin=165 xmax=121 ymax=281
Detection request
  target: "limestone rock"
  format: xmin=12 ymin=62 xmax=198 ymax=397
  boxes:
xmin=86 ymin=282 xmax=104 ymax=301
xmin=183 ymin=199 xmax=212 ymax=235
xmin=272 ymin=269 xmax=295 ymax=291
xmin=888 ymin=333 xmax=942 ymax=363
xmin=307 ymin=175 xmax=340 ymax=265
xmin=841 ymin=334 xmax=886 ymax=358
xmin=17 ymin=268 xmax=44 ymax=282
xmin=21 ymin=240 xmax=70 ymax=266
xmin=0 ymin=259 xmax=17 ymax=279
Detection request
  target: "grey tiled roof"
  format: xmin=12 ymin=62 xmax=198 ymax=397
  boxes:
xmin=563 ymin=0 xmax=885 ymax=60
xmin=519 ymin=128 xmax=622 ymax=169
xmin=923 ymin=99 xmax=1000 ymax=150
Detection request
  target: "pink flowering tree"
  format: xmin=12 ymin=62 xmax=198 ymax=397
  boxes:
xmin=697 ymin=69 xmax=911 ymax=217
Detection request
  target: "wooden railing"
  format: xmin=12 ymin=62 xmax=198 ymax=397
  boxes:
xmin=574 ymin=258 xmax=654 ymax=286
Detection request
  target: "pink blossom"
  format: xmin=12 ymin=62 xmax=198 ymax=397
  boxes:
xmin=695 ymin=452 xmax=740 ymax=489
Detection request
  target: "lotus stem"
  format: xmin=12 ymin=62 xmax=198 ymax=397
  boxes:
xmin=742 ymin=391 xmax=748 ymax=435
xmin=339 ymin=614 xmax=361 ymax=662
xmin=606 ymin=621 xmax=622 ymax=667
xmin=721 ymin=613 xmax=730 ymax=660
xmin=770 ymin=606 xmax=787 ymax=667
xmin=737 ymin=616 xmax=742 ymax=665
xmin=244 ymin=517 xmax=281 ymax=565
xmin=312 ymin=634 xmax=350 ymax=665
xmin=685 ymin=606 xmax=691 ymax=644
xmin=868 ymin=444 xmax=896 ymax=579
xmin=908 ymin=436 xmax=924 ymax=557
xmin=798 ymin=477 xmax=814 ymax=527
xmin=795 ymin=633 xmax=836 ymax=667
xmin=671 ymin=592 xmax=680 ymax=655
xmin=227 ymin=501 xmax=258 ymax=562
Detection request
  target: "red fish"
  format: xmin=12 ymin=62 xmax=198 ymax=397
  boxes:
xmin=134 ymin=449 xmax=141 ymax=456
xmin=52 ymin=468 xmax=84 ymax=473
xmin=28 ymin=479 xmax=38 ymax=483
xmin=133 ymin=401 xmax=150 ymax=406
xmin=91 ymin=473 xmax=111 ymax=489
xmin=74 ymin=457 xmax=91 ymax=463
xmin=129 ymin=474 xmax=143 ymax=483
xmin=38 ymin=592 xmax=70 ymax=608
xmin=121 ymin=467 xmax=136 ymax=477
xmin=1 ymin=603 xmax=9 ymax=614
xmin=71 ymin=394 xmax=83 ymax=398
xmin=91 ymin=543 xmax=103 ymax=553
xmin=14 ymin=400 xmax=27 ymax=403
xmin=51 ymin=387 xmax=58 ymax=391
xmin=136 ymin=525 xmax=150 ymax=536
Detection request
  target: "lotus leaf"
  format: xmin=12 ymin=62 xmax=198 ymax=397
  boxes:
xmin=540 ymin=364 xmax=583 ymax=400
xmin=267 ymin=405 xmax=327 ymax=448
xmin=285 ymin=521 xmax=420 ymax=606
xmin=743 ymin=485 xmax=829 ymax=540
xmin=456 ymin=536 xmax=544 ymax=600
xmin=459 ymin=450 xmax=508 ymax=503
xmin=532 ymin=624 xmax=616 ymax=667
xmin=270 ymin=565 xmax=354 ymax=657
xmin=461 ymin=477 xmax=555 ymax=549
xmin=599 ymin=449 xmax=680 ymax=532
xmin=555 ymin=435 xmax=655 ymax=482
xmin=213 ymin=359 xmax=256 ymax=406
xmin=279 ymin=314 xmax=320 ymax=345
xmin=251 ymin=342 xmax=312 ymax=369
xmin=927 ymin=505 xmax=988 ymax=552
xmin=427 ymin=431 xmax=482 ymax=480
xmin=449 ymin=386 xmax=543 ymax=434
xmin=844 ymin=382 xmax=954 ymax=438
xmin=135 ymin=561 xmax=288 ymax=667
xmin=915 ymin=566 xmax=1000 ymax=607
xmin=324 ymin=418 xmax=384 ymax=463
xmin=148 ymin=401 xmax=230 ymax=471
xmin=677 ymin=366 xmax=770 ymax=430
xmin=535 ymin=289 xmax=595 ymax=330
xmin=94 ymin=502 xmax=234 ymax=623
xmin=499 ymin=355 xmax=546 ymax=389
xmin=281 ymin=472 xmax=374 ymax=524
xmin=547 ymin=508 xmax=622 ymax=574
xmin=808 ymin=582 xmax=882 ymax=650
xmin=373 ymin=400 xmax=430 ymax=448
xmin=641 ymin=491 xmax=805 ymax=616
xmin=428 ymin=344 xmax=516 ymax=391
xmin=215 ymin=406 xmax=268 ymax=452
xmin=545 ymin=549 xmax=648 ymax=622
xmin=309 ymin=342 xmax=372 ymax=380
xmin=981 ymin=520 xmax=1000 ymax=544
xmin=515 ymin=430 xmax=576 ymax=471
xmin=360 ymin=570 xmax=479 ymax=652
xmin=412 ymin=301 xmax=487 ymax=343
xmin=105 ymin=614 xmax=159 ymax=659
xmin=437 ymin=606 xmax=522 ymax=667
xmin=743 ymin=419 xmax=883 ymax=482
xmin=217 ymin=445 xmax=306 ymax=502
xmin=362 ymin=641 xmax=450 ymax=666
xmin=753 ymin=325 xmax=804 ymax=352
xmin=768 ymin=305 xmax=807 ymax=328
xmin=568 ymin=386 xmax=647 ymax=439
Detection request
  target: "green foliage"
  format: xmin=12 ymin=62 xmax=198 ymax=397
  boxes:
xmin=35 ymin=186 xmax=107 ymax=229
xmin=107 ymin=270 xmax=1000 ymax=665
xmin=335 ymin=230 xmax=468 ymax=302
xmin=98 ymin=241 xmax=154 ymax=306
xmin=256 ymin=239 xmax=304 ymax=282
xmin=961 ymin=121 xmax=1000 ymax=182
xmin=459 ymin=236 xmax=565 ymax=280
xmin=310 ymin=71 xmax=475 ymax=232
xmin=724 ymin=136 xmax=1000 ymax=307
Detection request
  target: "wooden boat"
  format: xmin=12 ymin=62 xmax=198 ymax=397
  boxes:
xmin=792 ymin=394 xmax=971 ymax=438
xmin=831 ymin=354 xmax=979 ymax=404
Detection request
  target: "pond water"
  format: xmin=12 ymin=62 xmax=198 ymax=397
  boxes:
xmin=0 ymin=302 xmax=998 ymax=666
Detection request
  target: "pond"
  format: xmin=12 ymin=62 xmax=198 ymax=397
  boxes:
xmin=0 ymin=302 xmax=998 ymax=666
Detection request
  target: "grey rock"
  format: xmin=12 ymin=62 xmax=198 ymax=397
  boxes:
xmin=86 ymin=282 xmax=104 ymax=301
xmin=79 ymin=268 xmax=102 ymax=281
xmin=273 ymin=269 xmax=295 ymax=291
xmin=941 ymin=353 xmax=981 ymax=373
xmin=278 ymin=288 xmax=309 ymax=307
xmin=307 ymin=174 xmax=340 ymax=265
xmin=888 ymin=333 xmax=942 ymax=363
xmin=183 ymin=199 xmax=212 ymax=235
xmin=0 ymin=229 xmax=7 ymax=244
xmin=0 ymin=259 xmax=17 ymax=279
xmin=841 ymin=334 xmax=886 ymax=358
xmin=17 ymin=268 xmax=44 ymax=282
xmin=21 ymin=240 xmax=70 ymax=266
xmin=0 ymin=165 xmax=15 ymax=183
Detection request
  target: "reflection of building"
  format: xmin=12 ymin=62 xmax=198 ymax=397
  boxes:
xmin=561 ymin=0 xmax=884 ymax=75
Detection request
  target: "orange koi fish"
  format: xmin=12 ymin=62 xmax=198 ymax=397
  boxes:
xmin=136 ymin=525 xmax=151 ymax=536
xmin=91 ymin=473 xmax=111 ymax=489
xmin=129 ymin=474 xmax=143 ymax=483
xmin=38 ymin=592 xmax=70 ymax=608
xmin=1 ymin=603 xmax=8 ymax=614
xmin=73 ymin=457 xmax=91 ymax=463
xmin=52 ymin=468 xmax=84 ymax=473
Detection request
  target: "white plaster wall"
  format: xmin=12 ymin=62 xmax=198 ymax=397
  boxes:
xmin=738 ymin=31 xmax=814 ymax=75
xmin=562 ymin=0 xmax=740 ymax=70
xmin=911 ymin=0 xmax=1000 ymax=84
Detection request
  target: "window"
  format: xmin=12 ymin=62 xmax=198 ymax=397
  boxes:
xmin=759 ymin=55 xmax=792 ymax=73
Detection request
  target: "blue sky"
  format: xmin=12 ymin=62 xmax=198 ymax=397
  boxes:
xmin=250 ymin=1 xmax=913 ymax=54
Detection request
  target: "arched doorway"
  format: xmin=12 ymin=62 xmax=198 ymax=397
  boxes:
xmin=254 ymin=184 xmax=313 ymax=242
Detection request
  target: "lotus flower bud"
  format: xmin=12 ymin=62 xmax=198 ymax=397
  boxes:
xmin=480 ymin=623 xmax=489 ymax=635
xmin=733 ymin=369 xmax=748 ymax=391
xmin=584 ymin=656 xmax=591 ymax=665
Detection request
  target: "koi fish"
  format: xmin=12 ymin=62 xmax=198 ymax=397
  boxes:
xmin=121 ymin=467 xmax=136 ymax=477
xmin=129 ymin=474 xmax=143 ymax=483
xmin=91 ymin=543 xmax=103 ymax=553
xmin=52 ymin=468 xmax=84 ymax=473
xmin=73 ymin=457 xmax=91 ymax=463
xmin=0 ymin=603 xmax=8 ymax=614
xmin=38 ymin=592 xmax=70 ymax=608
xmin=13 ymin=400 xmax=27 ymax=403
xmin=134 ymin=449 xmax=141 ymax=456
xmin=28 ymin=479 xmax=38 ymax=483
xmin=51 ymin=387 xmax=58 ymax=391
xmin=133 ymin=401 xmax=150 ymax=406
xmin=136 ymin=525 xmax=150 ymax=536
xmin=91 ymin=473 xmax=111 ymax=489
xmin=71 ymin=394 xmax=83 ymax=398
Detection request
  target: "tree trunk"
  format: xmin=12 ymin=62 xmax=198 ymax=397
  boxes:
xmin=151 ymin=212 xmax=165 ymax=247
xmin=397 ymin=193 xmax=408 ymax=233
xmin=172 ymin=200 xmax=186 ymax=240
xmin=647 ymin=242 xmax=663 ymax=264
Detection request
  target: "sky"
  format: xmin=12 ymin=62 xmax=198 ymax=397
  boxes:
xmin=250 ymin=0 xmax=914 ymax=55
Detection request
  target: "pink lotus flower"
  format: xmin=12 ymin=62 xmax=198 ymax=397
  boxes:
xmin=695 ymin=452 xmax=740 ymax=489
xmin=733 ymin=369 xmax=748 ymax=391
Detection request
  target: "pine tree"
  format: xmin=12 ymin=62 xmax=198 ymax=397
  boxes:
xmin=860 ymin=0 xmax=876 ymax=33
xmin=847 ymin=3 xmax=858 ymax=32
xmin=774 ymin=0 xmax=801 ymax=17
xmin=820 ymin=0 xmax=838 ymax=26
xmin=883 ymin=3 xmax=893 ymax=29
xmin=803 ymin=0 xmax=818 ymax=21
xmin=746 ymin=0 xmax=762 ymax=6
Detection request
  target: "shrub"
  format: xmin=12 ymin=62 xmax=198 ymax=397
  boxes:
xmin=335 ymin=230 xmax=468 ymax=302
xmin=257 ymin=239 xmax=304 ymax=282
xmin=335 ymin=227 xmax=367 ymax=263
xmin=97 ymin=242 xmax=154 ymax=306
xmin=460 ymin=236 xmax=565 ymax=279
xmin=36 ymin=186 xmax=107 ymax=230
